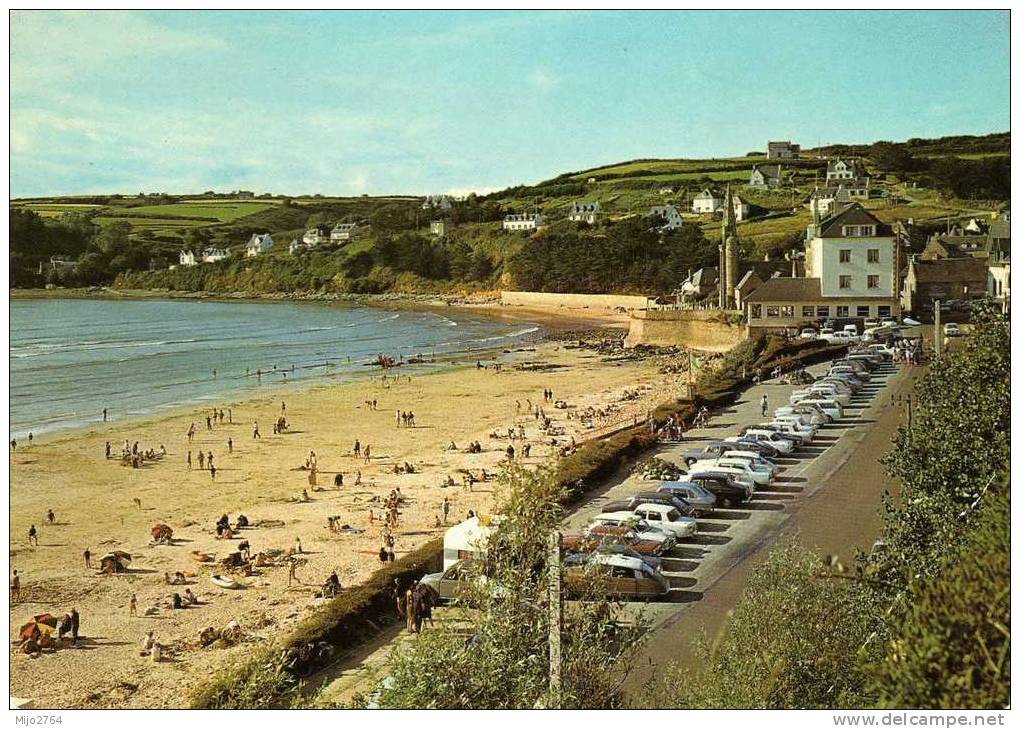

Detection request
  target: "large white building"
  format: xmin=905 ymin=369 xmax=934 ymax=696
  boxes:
xmin=245 ymin=233 xmax=273 ymax=258
xmin=330 ymin=223 xmax=360 ymax=244
xmin=179 ymin=250 xmax=197 ymax=267
xmin=691 ymin=189 xmax=722 ymax=214
xmin=744 ymin=204 xmax=899 ymax=332
xmin=826 ymin=158 xmax=862 ymax=183
xmin=502 ymin=213 xmax=544 ymax=232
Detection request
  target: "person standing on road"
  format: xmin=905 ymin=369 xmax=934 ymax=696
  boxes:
xmin=760 ymin=393 xmax=769 ymax=417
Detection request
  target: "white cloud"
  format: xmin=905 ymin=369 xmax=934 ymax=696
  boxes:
xmin=10 ymin=11 xmax=225 ymax=90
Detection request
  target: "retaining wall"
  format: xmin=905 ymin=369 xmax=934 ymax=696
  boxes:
xmin=624 ymin=309 xmax=747 ymax=352
xmin=499 ymin=290 xmax=649 ymax=311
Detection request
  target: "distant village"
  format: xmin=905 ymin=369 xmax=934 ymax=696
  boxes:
xmin=159 ymin=138 xmax=1009 ymax=330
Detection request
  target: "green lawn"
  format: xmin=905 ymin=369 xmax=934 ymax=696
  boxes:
xmin=109 ymin=201 xmax=275 ymax=222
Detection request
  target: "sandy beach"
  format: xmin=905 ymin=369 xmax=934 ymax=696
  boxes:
xmin=9 ymin=330 xmax=668 ymax=708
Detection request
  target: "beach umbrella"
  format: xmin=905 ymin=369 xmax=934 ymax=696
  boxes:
xmin=100 ymin=551 xmax=132 ymax=574
xmin=19 ymin=614 xmax=58 ymax=642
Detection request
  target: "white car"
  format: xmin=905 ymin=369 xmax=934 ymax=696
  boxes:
xmin=731 ymin=430 xmax=795 ymax=454
xmin=863 ymin=318 xmax=880 ymax=330
xmin=880 ymin=317 xmax=898 ymax=327
xmin=865 ymin=343 xmax=895 ymax=360
xmin=775 ymin=403 xmax=831 ymax=425
xmin=944 ymin=323 xmax=961 ymax=337
xmin=799 ymin=327 xmax=818 ymax=340
xmin=586 ymin=515 xmax=675 ymax=548
xmin=772 ymin=413 xmax=820 ymax=435
xmin=829 ymin=365 xmax=870 ymax=382
xmin=689 ymin=460 xmax=768 ymax=487
xmin=767 ymin=420 xmax=815 ymax=444
xmin=628 ymin=503 xmax=697 ymax=539
xmin=791 ymin=396 xmax=843 ymax=420
xmin=805 ymin=385 xmax=852 ymax=405
xmin=712 ymin=450 xmax=780 ymax=476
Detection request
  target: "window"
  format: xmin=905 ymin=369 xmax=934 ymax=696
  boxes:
xmin=877 ymin=306 xmax=891 ymax=317
xmin=780 ymin=305 xmax=794 ymax=317
xmin=839 ymin=249 xmax=852 ymax=263
xmin=817 ymin=306 xmax=830 ymax=318
xmin=766 ymin=306 xmax=780 ymax=318
xmin=867 ymin=274 xmax=880 ymax=289
xmin=856 ymin=305 xmax=870 ymax=318
xmin=802 ymin=305 xmax=815 ymax=317
xmin=867 ymin=248 xmax=880 ymax=263
xmin=839 ymin=275 xmax=852 ymax=289
xmin=836 ymin=306 xmax=850 ymax=317
xmin=842 ymin=225 xmax=875 ymax=237
xmin=751 ymin=304 xmax=762 ymax=319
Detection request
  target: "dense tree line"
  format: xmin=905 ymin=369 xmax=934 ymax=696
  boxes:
xmin=648 ymin=302 xmax=1010 ymax=709
xmin=507 ymin=218 xmax=716 ymax=295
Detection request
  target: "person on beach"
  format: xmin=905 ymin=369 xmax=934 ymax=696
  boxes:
xmin=227 ymin=437 xmax=233 ymax=454
xmin=405 ymin=589 xmax=417 ymax=633
xmin=28 ymin=525 xmax=38 ymax=546
xmin=10 ymin=570 xmax=20 ymax=602
xmin=353 ymin=440 xmax=361 ymax=458
xmin=443 ymin=498 xmax=450 ymax=524
xmin=334 ymin=472 xmax=343 ymax=489
xmin=253 ymin=422 xmax=261 ymax=439
xmin=47 ymin=509 xmax=55 ymax=525
xmin=206 ymin=416 xmax=212 ymax=431
xmin=83 ymin=548 xmax=91 ymax=569
xmin=228 ymin=408 xmax=232 ymax=424
xmin=396 ymin=410 xmax=402 ymax=427
xmin=10 ymin=439 xmax=16 ymax=452
xmin=103 ymin=408 xmax=108 ymax=422
xmin=760 ymin=393 xmax=769 ymax=417
xmin=187 ymin=423 xmax=195 ymax=442
xmin=364 ymin=445 xmax=371 ymax=462
xmin=198 ymin=451 xmax=205 ymax=470
xmin=288 ymin=559 xmax=298 ymax=587
xmin=210 ymin=464 xmax=217 ymax=481
xmin=187 ymin=451 xmax=192 ymax=470
xmin=207 ymin=451 xmax=214 ymax=469
xmin=129 ymin=593 xmax=137 ymax=617
xmin=105 ymin=441 xmax=111 ymax=459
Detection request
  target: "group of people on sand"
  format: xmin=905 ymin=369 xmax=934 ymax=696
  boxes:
xmin=108 ymin=439 xmax=166 ymax=468
xmin=352 ymin=440 xmax=372 ymax=462
xmin=395 ymin=581 xmax=435 ymax=634
xmin=395 ymin=410 xmax=417 ymax=428
xmin=186 ymin=449 xmax=218 ymax=479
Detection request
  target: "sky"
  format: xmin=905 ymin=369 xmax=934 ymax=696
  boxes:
xmin=9 ymin=10 xmax=1011 ymax=198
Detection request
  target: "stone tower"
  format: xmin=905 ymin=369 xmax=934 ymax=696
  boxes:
xmin=722 ymin=186 xmax=740 ymax=309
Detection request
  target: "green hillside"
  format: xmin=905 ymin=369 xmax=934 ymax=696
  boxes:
xmin=10 ymin=131 xmax=1010 ymax=296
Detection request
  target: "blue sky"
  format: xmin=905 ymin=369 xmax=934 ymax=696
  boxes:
xmin=9 ymin=10 xmax=1010 ymax=198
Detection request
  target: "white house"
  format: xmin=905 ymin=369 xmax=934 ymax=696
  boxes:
xmin=303 ymin=226 xmax=328 ymax=247
xmin=430 ymin=220 xmax=446 ymax=237
xmin=648 ymin=204 xmax=683 ymax=231
xmin=289 ymin=238 xmax=306 ymax=255
xmin=731 ymin=195 xmax=751 ymax=222
xmin=808 ymin=186 xmax=852 ymax=219
xmin=202 ymin=247 xmax=231 ymax=263
xmin=826 ymin=158 xmax=861 ymax=183
xmin=691 ymin=189 xmax=722 ymax=214
xmin=422 ymin=194 xmax=453 ymax=211
xmin=330 ymin=223 xmax=360 ymax=244
xmin=179 ymin=250 xmax=197 ymax=267
xmin=658 ymin=186 xmax=675 ymax=195
xmin=502 ymin=213 xmax=544 ymax=232
xmin=749 ymin=164 xmax=783 ymax=188
xmin=987 ymin=239 xmax=1010 ymax=314
xmin=568 ymin=201 xmax=601 ymax=224
xmin=245 ymin=233 xmax=273 ymax=258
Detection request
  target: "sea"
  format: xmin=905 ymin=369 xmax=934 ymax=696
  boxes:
xmin=9 ymin=298 xmax=542 ymax=438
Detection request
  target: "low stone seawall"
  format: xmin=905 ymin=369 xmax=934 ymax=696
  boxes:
xmin=500 ymin=290 xmax=649 ymax=311
xmin=624 ymin=309 xmax=747 ymax=352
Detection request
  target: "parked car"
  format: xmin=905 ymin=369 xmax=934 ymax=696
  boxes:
xmin=626 ymin=503 xmax=698 ymax=539
xmin=563 ymin=553 xmax=670 ymax=599
xmin=731 ymin=430 xmax=796 ymax=454
xmin=684 ymin=439 xmax=780 ymax=462
xmin=419 ymin=559 xmax=483 ymax=603
xmin=765 ymin=420 xmax=815 ymax=444
xmin=790 ymin=396 xmax=844 ymax=420
xmin=863 ymin=318 xmax=880 ymax=330
xmin=944 ymin=322 xmax=961 ymax=337
xmin=675 ymin=472 xmax=753 ymax=507
xmin=601 ymin=492 xmax=696 ymax=519
xmin=843 ymin=323 xmax=860 ymax=336
xmin=774 ymin=403 xmax=831 ymax=425
xmin=587 ymin=515 xmax=677 ymax=551
xmin=655 ymin=480 xmax=717 ymax=514
xmin=563 ymin=543 xmax=662 ymax=570
xmin=562 ymin=530 xmax=670 ymax=558
xmin=689 ymin=457 xmax=772 ymax=486
xmin=771 ymin=413 xmax=819 ymax=437
xmin=799 ymin=327 xmax=818 ymax=340
xmin=802 ymin=385 xmax=852 ymax=405
xmin=864 ymin=343 xmax=896 ymax=360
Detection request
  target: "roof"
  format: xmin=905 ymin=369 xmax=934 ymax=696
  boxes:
xmin=827 ymin=158 xmax=859 ymax=173
xmin=911 ymin=257 xmax=988 ymax=284
xmin=988 ymin=217 xmax=1011 ymax=240
xmin=694 ymin=189 xmax=720 ymax=199
xmin=816 ymin=203 xmax=893 ymax=238
xmin=743 ymin=277 xmax=822 ymax=302
xmin=688 ymin=267 xmax=718 ymax=286
xmin=752 ymin=164 xmax=782 ymax=179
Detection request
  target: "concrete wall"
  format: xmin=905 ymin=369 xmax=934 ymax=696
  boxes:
xmin=624 ymin=309 xmax=747 ymax=352
xmin=500 ymin=290 xmax=649 ymax=311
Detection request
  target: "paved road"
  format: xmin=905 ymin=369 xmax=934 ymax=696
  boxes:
xmin=560 ymin=356 xmax=917 ymax=679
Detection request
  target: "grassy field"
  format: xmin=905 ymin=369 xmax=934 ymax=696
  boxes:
xmin=105 ymin=201 xmax=276 ymax=222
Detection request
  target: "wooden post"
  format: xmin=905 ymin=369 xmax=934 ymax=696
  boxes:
xmin=933 ymin=300 xmax=942 ymax=359
xmin=548 ymin=530 xmax=562 ymax=707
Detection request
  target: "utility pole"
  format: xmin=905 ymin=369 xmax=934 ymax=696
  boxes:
xmin=547 ymin=530 xmax=562 ymax=708
xmin=933 ymin=299 xmax=943 ymax=359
